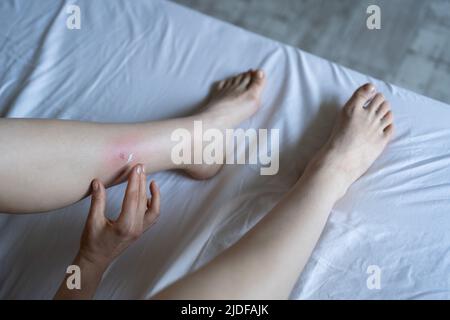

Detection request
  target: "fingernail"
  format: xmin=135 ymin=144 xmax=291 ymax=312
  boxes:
xmin=257 ymin=70 xmax=264 ymax=78
xmin=92 ymin=181 xmax=98 ymax=191
xmin=136 ymin=165 xmax=141 ymax=174
xmin=141 ymin=165 xmax=145 ymax=175
xmin=368 ymin=84 xmax=376 ymax=92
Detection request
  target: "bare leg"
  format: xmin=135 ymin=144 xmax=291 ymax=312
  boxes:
xmin=0 ymin=70 xmax=265 ymax=213
xmin=154 ymin=84 xmax=394 ymax=299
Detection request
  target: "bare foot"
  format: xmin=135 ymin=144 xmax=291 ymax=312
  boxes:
xmin=185 ymin=69 xmax=266 ymax=179
xmin=306 ymin=83 xmax=394 ymax=198
xmin=202 ymin=69 xmax=266 ymax=127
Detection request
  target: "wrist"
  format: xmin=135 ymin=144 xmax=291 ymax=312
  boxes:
xmin=55 ymin=251 xmax=108 ymax=300
xmin=75 ymin=250 xmax=111 ymax=273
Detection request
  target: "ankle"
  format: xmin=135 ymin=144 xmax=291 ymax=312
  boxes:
xmin=302 ymin=149 xmax=352 ymax=201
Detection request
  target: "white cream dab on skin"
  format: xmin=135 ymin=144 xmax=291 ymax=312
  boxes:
xmin=119 ymin=152 xmax=134 ymax=164
xmin=127 ymin=153 xmax=134 ymax=164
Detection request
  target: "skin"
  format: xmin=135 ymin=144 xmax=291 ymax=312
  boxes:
xmin=52 ymin=78 xmax=393 ymax=299
xmin=54 ymin=164 xmax=160 ymax=299
xmin=0 ymin=70 xmax=265 ymax=213
xmin=153 ymin=83 xmax=394 ymax=299
xmin=50 ymin=70 xmax=266 ymax=299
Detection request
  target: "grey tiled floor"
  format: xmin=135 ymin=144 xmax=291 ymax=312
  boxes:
xmin=172 ymin=0 xmax=450 ymax=104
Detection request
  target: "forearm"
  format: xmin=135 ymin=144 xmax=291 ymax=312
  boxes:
xmin=54 ymin=252 xmax=108 ymax=300
xmin=154 ymin=164 xmax=342 ymax=299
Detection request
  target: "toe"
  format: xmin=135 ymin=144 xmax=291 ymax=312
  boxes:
xmin=345 ymin=83 xmax=376 ymax=110
xmin=223 ymin=78 xmax=234 ymax=90
xmin=384 ymin=123 xmax=394 ymax=137
xmin=367 ymin=93 xmax=385 ymax=114
xmin=217 ymin=80 xmax=225 ymax=91
xmin=239 ymin=71 xmax=252 ymax=89
xmin=255 ymin=69 xmax=265 ymax=81
xmin=375 ymin=101 xmax=390 ymax=119
xmin=380 ymin=111 xmax=394 ymax=128
xmin=232 ymin=73 xmax=244 ymax=87
xmin=247 ymin=69 xmax=265 ymax=93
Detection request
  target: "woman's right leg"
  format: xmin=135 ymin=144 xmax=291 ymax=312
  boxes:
xmin=0 ymin=70 xmax=265 ymax=213
xmin=154 ymin=83 xmax=394 ymax=299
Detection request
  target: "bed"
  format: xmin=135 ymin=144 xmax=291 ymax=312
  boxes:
xmin=1 ymin=0 xmax=449 ymax=299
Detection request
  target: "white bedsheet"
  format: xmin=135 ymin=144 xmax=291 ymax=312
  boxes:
xmin=1 ymin=0 xmax=449 ymax=299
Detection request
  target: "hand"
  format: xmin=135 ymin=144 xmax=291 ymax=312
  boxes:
xmin=79 ymin=163 xmax=160 ymax=269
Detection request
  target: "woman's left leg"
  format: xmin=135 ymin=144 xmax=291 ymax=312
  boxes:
xmin=0 ymin=70 xmax=265 ymax=213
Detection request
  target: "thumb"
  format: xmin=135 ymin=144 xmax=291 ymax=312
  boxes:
xmin=88 ymin=179 xmax=106 ymax=223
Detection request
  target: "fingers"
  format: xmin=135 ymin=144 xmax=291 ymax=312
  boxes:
xmin=144 ymin=180 xmax=161 ymax=229
xmin=87 ymin=179 xmax=106 ymax=225
xmin=115 ymin=164 xmax=160 ymax=236
xmin=138 ymin=164 xmax=148 ymax=214
xmin=117 ymin=164 xmax=142 ymax=227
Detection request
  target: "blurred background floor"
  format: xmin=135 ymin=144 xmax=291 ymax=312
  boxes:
xmin=171 ymin=0 xmax=450 ymax=104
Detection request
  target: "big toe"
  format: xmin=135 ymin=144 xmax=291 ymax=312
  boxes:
xmin=247 ymin=69 xmax=265 ymax=95
xmin=346 ymin=83 xmax=376 ymax=110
